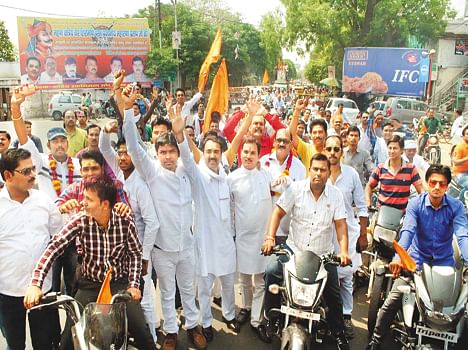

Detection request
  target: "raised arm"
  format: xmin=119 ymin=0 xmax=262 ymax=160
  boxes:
xmin=290 ymin=98 xmax=308 ymax=149
xmin=99 ymin=120 xmax=119 ymax=175
xmin=11 ymin=85 xmax=36 ymax=145
xmin=223 ymin=109 xmax=245 ymax=142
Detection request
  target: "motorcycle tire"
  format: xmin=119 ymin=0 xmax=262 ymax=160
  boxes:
xmin=367 ymin=273 xmax=385 ymax=335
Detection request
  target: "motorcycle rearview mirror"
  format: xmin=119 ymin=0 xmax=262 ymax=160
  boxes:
xmin=269 ymin=284 xmax=281 ymax=295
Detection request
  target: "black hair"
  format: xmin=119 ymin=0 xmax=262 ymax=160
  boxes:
xmin=24 ymin=120 xmax=32 ymax=126
xmin=463 ymin=124 xmax=468 ymax=136
xmin=425 ymin=165 xmax=452 ymax=184
xmin=243 ymin=136 xmax=261 ymax=155
xmin=0 ymin=148 xmax=31 ymax=179
xmin=386 ymin=134 xmax=404 ymax=149
xmin=79 ymin=150 xmax=104 ymax=167
xmin=132 ymin=56 xmax=143 ymax=63
xmin=85 ymin=55 xmax=98 ymax=65
xmin=455 ymin=109 xmax=462 ymax=116
xmin=151 ymin=117 xmax=172 ymax=130
xmin=0 ymin=130 xmax=11 ymax=140
xmin=310 ymin=118 xmax=328 ymax=133
xmin=175 ymin=88 xmax=185 ymax=95
xmin=83 ymin=176 xmax=117 ymax=208
xmin=211 ymin=111 xmax=221 ymax=124
xmin=382 ymin=121 xmax=393 ymax=129
xmin=26 ymin=56 xmax=41 ymax=66
xmin=116 ymin=137 xmax=127 ymax=149
xmin=309 ymin=152 xmax=331 ymax=169
xmin=155 ymin=132 xmax=180 ymax=155
xmin=86 ymin=124 xmax=101 ymax=134
xmin=185 ymin=125 xmax=195 ymax=131
xmin=110 ymin=56 xmax=122 ymax=64
xmin=202 ymin=134 xmax=224 ymax=152
xmin=347 ymin=125 xmax=360 ymax=137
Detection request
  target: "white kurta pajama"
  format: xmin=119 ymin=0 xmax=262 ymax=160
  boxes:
xmin=330 ymin=164 xmax=368 ymax=316
xmin=228 ymin=167 xmax=272 ymax=327
xmin=179 ymin=142 xmax=237 ymax=327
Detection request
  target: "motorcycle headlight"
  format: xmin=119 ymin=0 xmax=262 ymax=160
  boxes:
xmin=290 ymin=275 xmax=320 ymax=307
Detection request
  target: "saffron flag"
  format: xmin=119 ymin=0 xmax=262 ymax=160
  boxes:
xmin=392 ymin=240 xmax=416 ymax=272
xmin=262 ymin=69 xmax=270 ymax=85
xmin=198 ymin=29 xmax=222 ymax=93
xmin=203 ymin=58 xmax=229 ymax=133
xmin=96 ymin=267 xmax=113 ymax=304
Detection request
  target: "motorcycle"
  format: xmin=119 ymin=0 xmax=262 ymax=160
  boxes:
xmin=390 ymin=242 xmax=467 ymax=350
xmin=267 ymin=246 xmax=348 ymax=350
xmin=423 ymin=134 xmax=441 ymax=165
xmin=365 ymin=205 xmax=404 ymax=334
xmin=28 ymin=291 xmax=131 ymax=350
xmin=447 ymin=176 xmax=468 ymax=214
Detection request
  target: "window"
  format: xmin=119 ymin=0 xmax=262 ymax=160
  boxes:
xmin=396 ymin=100 xmax=411 ymax=110
xmin=72 ymin=96 xmax=81 ymax=104
xmin=58 ymin=96 xmax=71 ymax=103
xmin=412 ymin=102 xmax=427 ymax=111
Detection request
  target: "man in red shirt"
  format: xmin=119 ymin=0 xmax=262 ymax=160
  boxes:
xmin=223 ymin=105 xmax=285 ymax=165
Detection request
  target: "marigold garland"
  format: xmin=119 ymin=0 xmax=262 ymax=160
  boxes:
xmin=48 ymin=154 xmax=74 ymax=196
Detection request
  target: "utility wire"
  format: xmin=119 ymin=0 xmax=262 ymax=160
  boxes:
xmin=0 ymin=4 xmax=94 ymax=18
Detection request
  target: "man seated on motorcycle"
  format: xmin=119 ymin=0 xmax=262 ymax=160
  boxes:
xmin=262 ymin=153 xmax=352 ymax=350
xmin=366 ymin=165 xmax=468 ymax=350
xmin=417 ymin=108 xmax=443 ymax=156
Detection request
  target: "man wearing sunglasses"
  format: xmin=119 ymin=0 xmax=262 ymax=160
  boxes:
xmin=366 ymin=165 xmax=468 ymax=350
xmin=0 ymin=148 xmax=62 ymax=349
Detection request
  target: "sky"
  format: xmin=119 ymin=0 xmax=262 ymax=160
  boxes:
xmin=0 ymin=0 xmax=466 ymax=69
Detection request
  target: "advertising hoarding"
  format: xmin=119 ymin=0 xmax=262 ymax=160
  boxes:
xmin=343 ymin=47 xmax=430 ymax=97
xmin=17 ymin=17 xmax=151 ymax=90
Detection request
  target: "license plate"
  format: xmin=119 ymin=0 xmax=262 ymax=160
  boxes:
xmin=416 ymin=325 xmax=458 ymax=343
xmin=280 ymin=305 xmax=320 ymax=321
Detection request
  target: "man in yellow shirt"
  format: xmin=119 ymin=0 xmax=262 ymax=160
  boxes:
xmin=289 ymin=98 xmax=327 ymax=176
xmin=64 ymin=110 xmax=87 ymax=157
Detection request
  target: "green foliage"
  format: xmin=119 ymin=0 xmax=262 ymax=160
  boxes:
xmin=283 ymin=58 xmax=297 ymax=80
xmin=0 ymin=21 xmax=16 ymax=62
xmin=259 ymin=10 xmax=285 ymax=73
xmin=281 ymin=0 xmax=454 ymax=80
xmin=131 ymin=1 xmax=273 ymax=87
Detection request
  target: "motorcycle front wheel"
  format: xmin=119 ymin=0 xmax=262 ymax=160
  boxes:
xmin=367 ymin=273 xmax=385 ymax=335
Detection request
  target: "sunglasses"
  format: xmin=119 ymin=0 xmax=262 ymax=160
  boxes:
xmin=428 ymin=179 xmax=448 ymax=189
xmin=275 ymin=138 xmax=291 ymax=144
xmin=15 ymin=165 xmax=36 ymax=176
xmin=325 ymin=146 xmax=341 ymax=153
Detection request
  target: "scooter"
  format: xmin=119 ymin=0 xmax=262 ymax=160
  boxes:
xmin=267 ymin=246 xmax=348 ymax=350
xmin=28 ymin=291 xmax=131 ymax=350
xmin=391 ymin=251 xmax=467 ymax=350
xmin=365 ymin=205 xmax=404 ymax=334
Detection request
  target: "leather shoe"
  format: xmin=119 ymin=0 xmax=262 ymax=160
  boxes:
xmin=187 ymin=326 xmax=207 ymax=349
xmin=162 ymin=333 xmax=177 ymax=350
xmin=236 ymin=308 xmax=251 ymax=325
xmin=202 ymin=325 xmax=214 ymax=342
xmin=251 ymin=324 xmax=272 ymax=344
xmin=223 ymin=317 xmax=241 ymax=333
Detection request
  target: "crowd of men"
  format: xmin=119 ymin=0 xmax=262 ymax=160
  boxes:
xmin=0 ymin=71 xmax=467 ymax=350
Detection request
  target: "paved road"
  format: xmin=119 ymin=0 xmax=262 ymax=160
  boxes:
xmin=0 ymin=118 xmax=460 ymax=349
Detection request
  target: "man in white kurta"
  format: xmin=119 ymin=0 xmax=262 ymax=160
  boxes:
xmin=324 ymin=135 xmax=368 ymax=339
xmin=259 ymin=129 xmax=306 ymax=243
xmin=228 ymin=139 xmax=272 ymax=336
xmin=99 ymin=123 xmax=160 ymax=342
xmin=122 ymin=107 xmax=207 ymax=350
xmin=173 ymin=117 xmax=239 ymax=341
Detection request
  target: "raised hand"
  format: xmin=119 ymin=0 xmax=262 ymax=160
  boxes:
xmin=246 ymin=97 xmax=262 ymax=116
xmin=11 ymin=85 xmax=36 ymax=106
xmin=121 ymin=85 xmax=138 ymax=111
xmin=104 ymin=120 xmax=119 ymax=134
xmin=294 ymin=97 xmax=308 ymax=112
xmin=113 ymin=69 xmax=125 ymax=92
xmin=172 ymin=113 xmax=185 ymax=136
xmin=165 ymin=93 xmax=174 ymax=112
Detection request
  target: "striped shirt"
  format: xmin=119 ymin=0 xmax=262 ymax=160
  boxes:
xmin=31 ymin=210 xmax=142 ymax=289
xmin=368 ymin=159 xmax=421 ymax=210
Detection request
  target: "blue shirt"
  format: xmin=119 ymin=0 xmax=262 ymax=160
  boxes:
xmin=398 ymin=192 xmax=468 ymax=269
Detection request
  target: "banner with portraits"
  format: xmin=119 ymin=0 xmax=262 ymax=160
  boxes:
xmin=17 ymin=17 xmax=151 ymax=90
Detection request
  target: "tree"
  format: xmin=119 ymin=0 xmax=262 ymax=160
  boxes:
xmin=283 ymin=58 xmax=298 ymax=80
xmin=259 ymin=10 xmax=285 ymax=74
xmin=281 ymin=0 xmax=455 ymax=80
xmin=0 ymin=20 xmax=16 ymax=62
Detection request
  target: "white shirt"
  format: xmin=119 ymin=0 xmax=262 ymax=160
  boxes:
xmin=228 ymin=166 xmax=272 ymax=274
xmin=193 ymin=114 xmax=205 ymax=139
xmin=329 ymin=165 xmax=368 ymax=271
xmin=21 ymin=138 xmax=82 ymax=200
xmin=373 ymin=137 xmax=388 ymax=165
xmin=277 ymin=180 xmax=346 ymax=255
xmin=99 ymin=131 xmax=159 ymax=260
xmin=38 ymin=71 xmax=63 ymax=84
xmin=259 ymin=152 xmax=306 ymax=236
xmin=0 ymin=188 xmax=62 ymax=296
xmin=179 ymin=142 xmax=236 ymax=277
xmin=173 ymin=92 xmax=203 ymax=122
xmin=403 ymin=153 xmax=430 ymax=179
xmin=123 ymin=109 xmax=193 ymax=252
xmin=357 ymin=125 xmax=372 ymax=152
xmin=451 ymin=115 xmax=467 ymax=145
